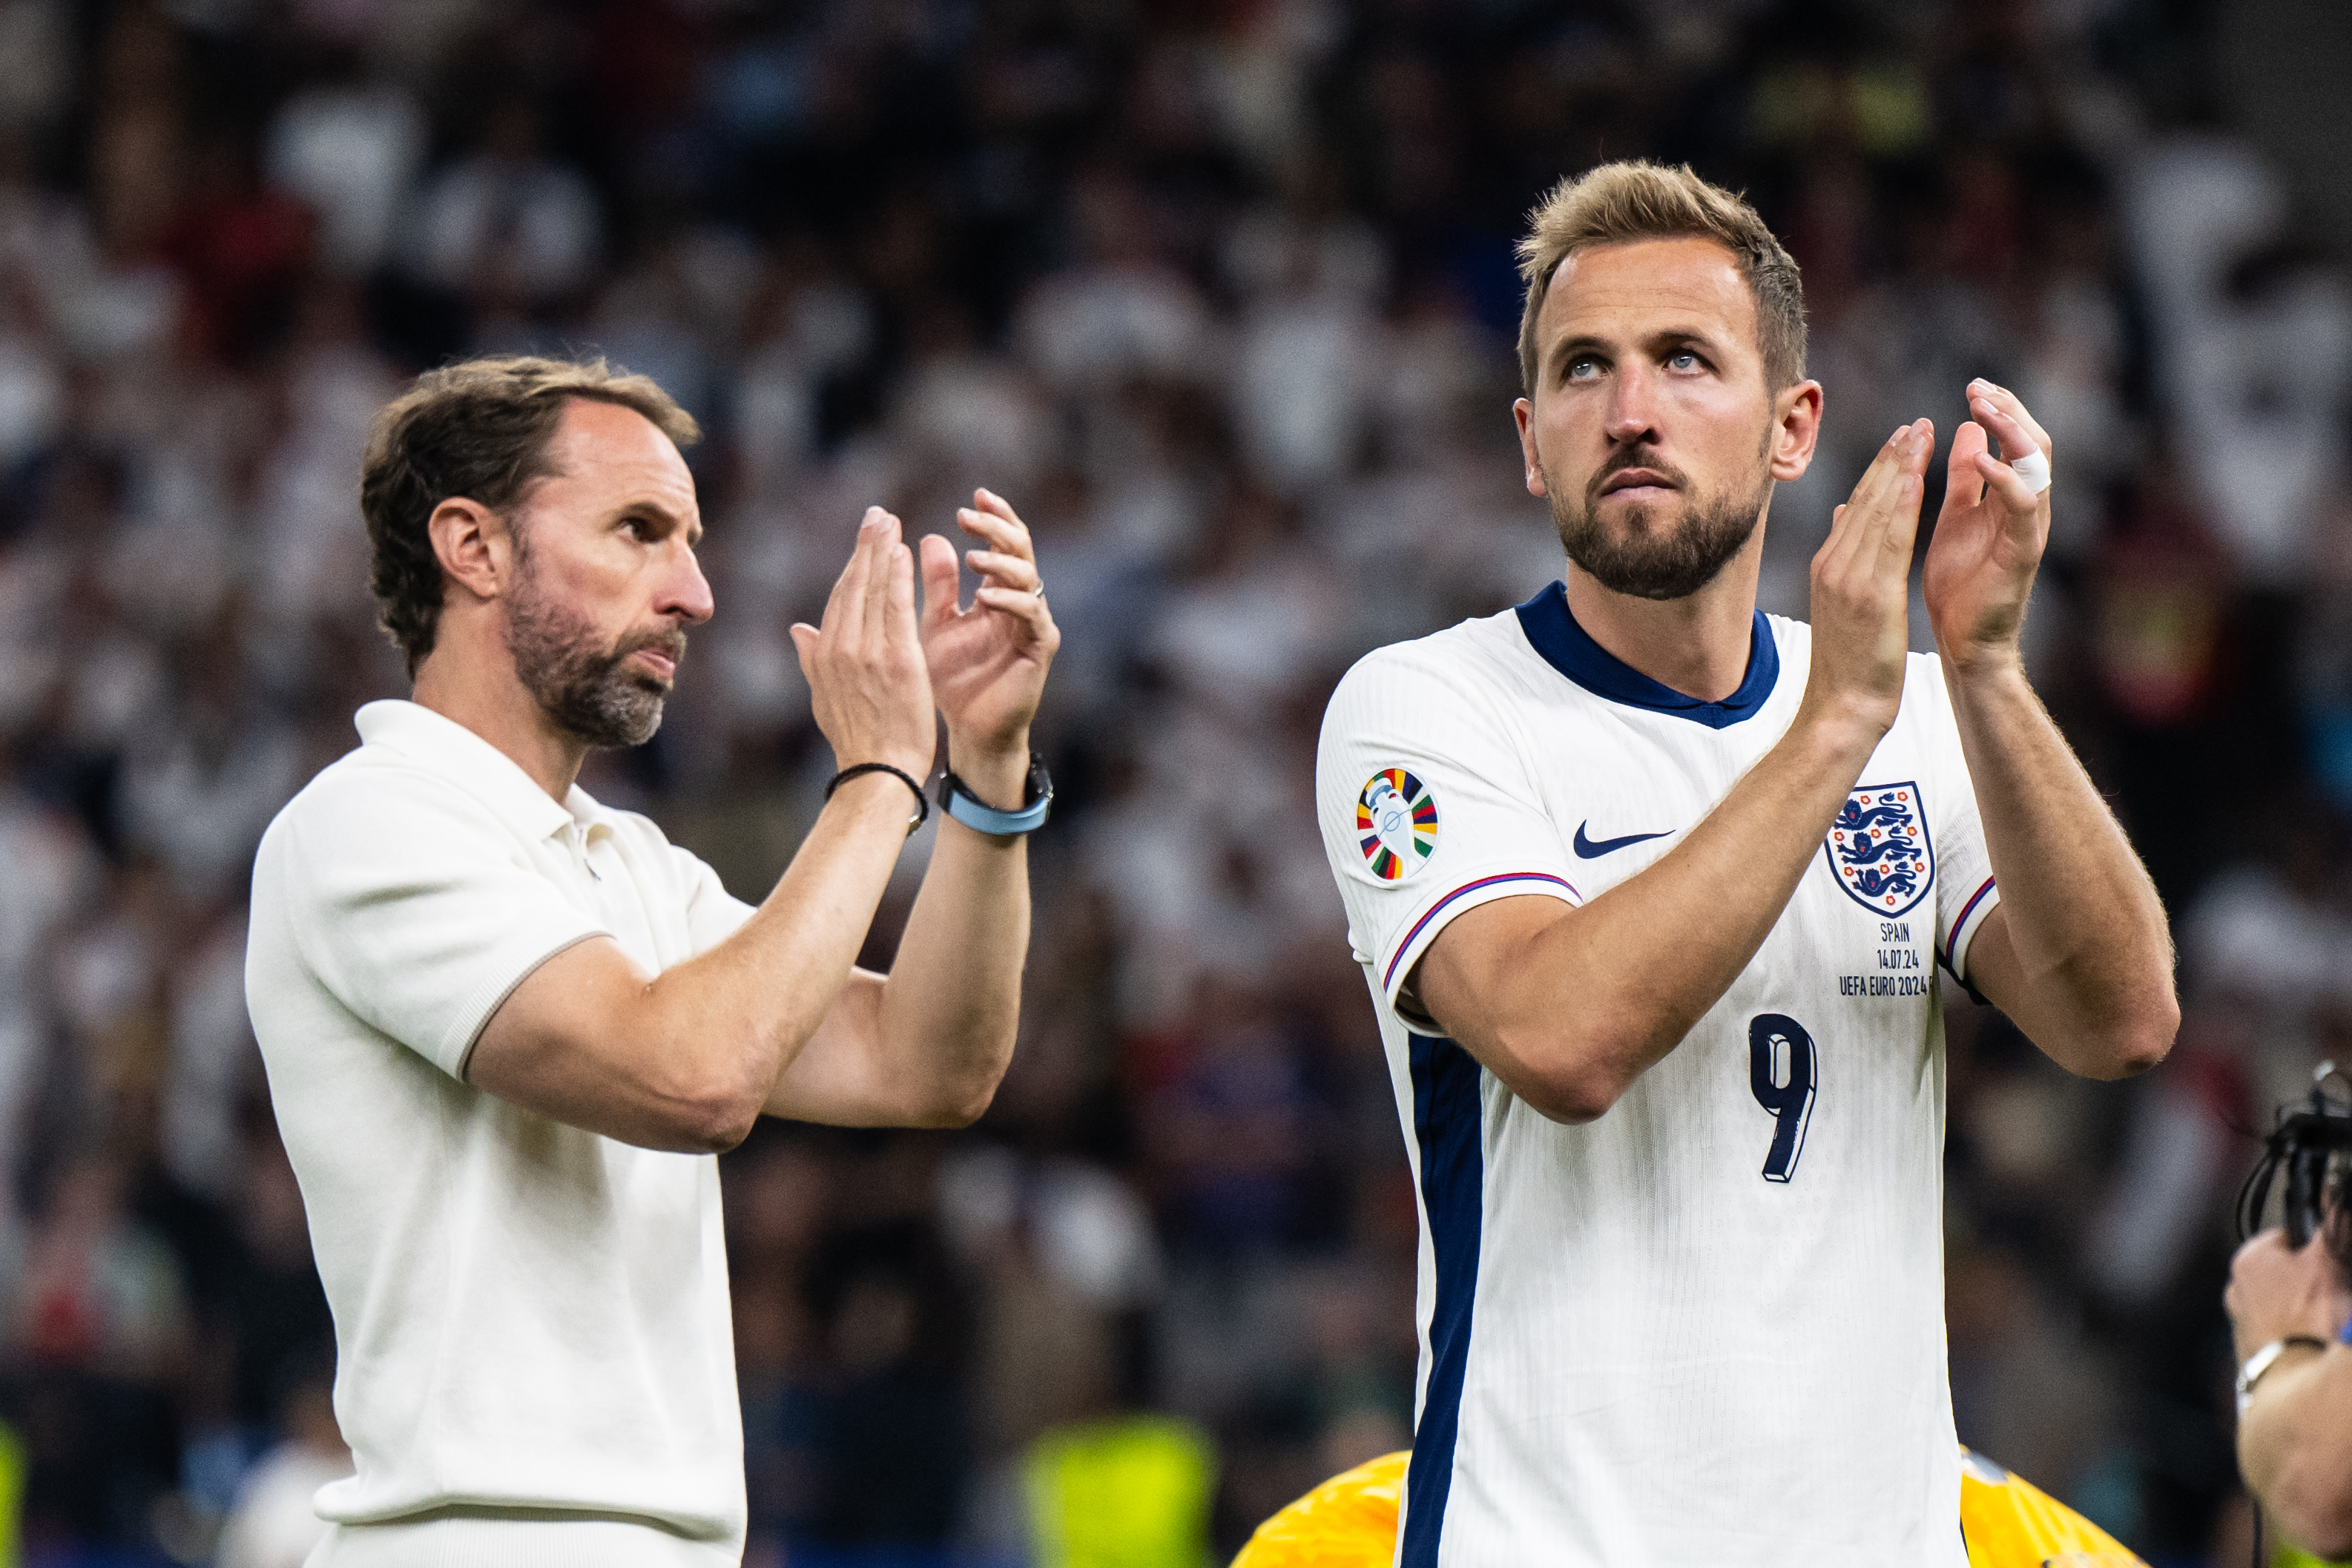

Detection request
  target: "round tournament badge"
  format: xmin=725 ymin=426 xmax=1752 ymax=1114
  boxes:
xmin=1357 ymin=768 xmax=1438 ymax=882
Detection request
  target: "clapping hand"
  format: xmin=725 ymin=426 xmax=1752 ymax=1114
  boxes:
xmin=1923 ymin=380 xmax=2051 ymax=675
xmin=1803 ymin=420 xmax=1934 ymax=742
xmin=918 ymin=489 xmax=1059 ymax=782
xmin=791 ymin=507 xmax=937 ymax=783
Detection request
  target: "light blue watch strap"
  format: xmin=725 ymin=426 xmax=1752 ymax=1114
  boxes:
xmin=939 ymin=762 xmax=1053 ymax=836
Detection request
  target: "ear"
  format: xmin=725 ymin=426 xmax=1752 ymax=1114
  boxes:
xmin=426 ymin=498 xmax=514 ymax=606
xmin=1513 ymin=398 xmax=1546 ymax=498
xmin=1768 ymin=380 xmax=1824 ymax=483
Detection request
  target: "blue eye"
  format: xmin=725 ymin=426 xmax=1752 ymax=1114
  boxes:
xmin=1669 ymin=350 xmax=1700 ymax=372
xmin=1566 ymin=357 xmax=1600 ymax=381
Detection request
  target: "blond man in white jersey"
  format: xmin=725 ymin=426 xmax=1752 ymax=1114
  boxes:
xmin=1314 ymin=164 xmax=2176 ymax=1565
xmin=246 ymin=358 xmax=1057 ymax=1566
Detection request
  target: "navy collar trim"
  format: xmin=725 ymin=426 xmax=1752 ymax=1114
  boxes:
xmin=1512 ymin=581 xmax=1779 ymax=729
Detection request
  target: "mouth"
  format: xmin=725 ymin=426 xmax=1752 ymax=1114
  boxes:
xmin=623 ymin=636 xmax=686 ymax=685
xmin=1598 ymin=468 xmax=1678 ymax=502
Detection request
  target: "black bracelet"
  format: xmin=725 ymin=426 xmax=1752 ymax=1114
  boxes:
xmin=824 ymin=762 xmax=930 ymax=835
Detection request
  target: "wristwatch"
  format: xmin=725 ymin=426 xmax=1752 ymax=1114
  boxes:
xmin=2236 ymin=1334 xmax=2328 ymax=1415
xmin=937 ymin=753 xmax=1053 ymax=837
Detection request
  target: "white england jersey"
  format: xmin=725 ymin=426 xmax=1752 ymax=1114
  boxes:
xmin=1314 ymin=582 xmax=2000 ymax=1568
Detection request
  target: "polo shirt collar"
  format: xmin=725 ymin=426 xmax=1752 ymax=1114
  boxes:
xmin=354 ymin=700 xmax=605 ymax=841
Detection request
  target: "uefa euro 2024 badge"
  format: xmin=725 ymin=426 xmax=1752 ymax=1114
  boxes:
xmin=1825 ymin=782 xmax=1934 ymax=916
xmin=1357 ymin=768 xmax=1438 ymax=882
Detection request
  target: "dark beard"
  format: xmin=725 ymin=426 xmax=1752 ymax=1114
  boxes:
xmin=504 ymin=568 xmax=682 ymax=750
xmin=1549 ymin=445 xmax=1771 ymax=602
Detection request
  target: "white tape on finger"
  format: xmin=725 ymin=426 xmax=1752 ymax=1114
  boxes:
xmin=2009 ymin=450 xmax=2052 ymax=496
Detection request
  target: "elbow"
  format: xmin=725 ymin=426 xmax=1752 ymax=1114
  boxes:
xmin=668 ymin=1061 xmax=772 ymax=1153
xmin=1495 ymin=1027 xmax=1630 ymax=1125
xmin=679 ymin=1094 xmax=762 ymax=1153
xmin=2089 ymin=993 xmax=2180 ymax=1080
xmin=900 ymin=1024 xmax=1018 ymax=1129
xmin=911 ymin=1070 xmax=1006 ymax=1130
xmin=2113 ymin=1017 xmax=2178 ymax=1078
xmin=1523 ymin=1074 xmax=1621 ymax=1126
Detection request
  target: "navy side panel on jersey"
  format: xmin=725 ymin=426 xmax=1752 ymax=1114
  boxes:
xmin=1403 ymin=1034 xmax=1484 ymax=1568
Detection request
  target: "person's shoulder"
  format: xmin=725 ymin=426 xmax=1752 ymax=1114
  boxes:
xmin=259 ymin=734 xmax=531 ymax=903
xmin=270 ymin=739 xmax=480 ymax=840
xmin=1330 ymin=607 xmax=1531 ymax=712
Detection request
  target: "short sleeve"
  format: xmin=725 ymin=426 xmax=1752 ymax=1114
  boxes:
xmin=1316 ymin=642 xmax=1581 ymax=1017
xmin=1913 ymin=656 xmax=2001 ymax=984
xmin=269 ymin=768 xmax=607 ymax=1078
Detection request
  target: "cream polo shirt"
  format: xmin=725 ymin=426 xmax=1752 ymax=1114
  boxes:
xmin=246 ymin=700 xmax=757 ymax=1567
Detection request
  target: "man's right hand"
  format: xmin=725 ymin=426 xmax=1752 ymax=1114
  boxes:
xmin=791 ymin=507 xmax=938 ymax=783
xmin=1799 ymin=419 xmax=1933 ymax=748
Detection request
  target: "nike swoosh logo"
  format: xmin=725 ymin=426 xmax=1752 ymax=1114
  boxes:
xmin=1574 ymin=822 xmax=1673 ymax=858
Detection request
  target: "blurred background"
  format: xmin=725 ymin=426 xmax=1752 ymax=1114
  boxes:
xmin=1 ymin=0 xmax=2351 ymax=1564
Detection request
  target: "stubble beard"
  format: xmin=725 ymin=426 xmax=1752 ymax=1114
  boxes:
xmin=504 ymin=555 xmax=682 ymax=751
xmin=1548 ymin=441 xmax=1774 ymax=602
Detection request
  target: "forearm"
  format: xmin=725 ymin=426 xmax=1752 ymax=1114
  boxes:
xmin=2241 ymin=1348 xmax=2352 ymax=1558
xmin=672 ymin=771 xmax=916 ymax=1058
xmin=871 ymin=742 xmax=1031 ymax=1121
xmin=1427 ymin=706 xmax=1880 ymax=1121
xmin=758 ymin=741 xmax=1031 ymax=1128
xmin=469 ymin=774 xmax=918 ymax=1152
xmin=1946 ymin=656 xmax=2175 ymax=1073
xmin=628 ymin=774 xmax=915 ymax=1125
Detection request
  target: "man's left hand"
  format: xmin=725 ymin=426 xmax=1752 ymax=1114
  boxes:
xmin=1922 ymin=379 xmax=2051 ymax=675
xmin=2227 ymin=1227 xmax=2352 ymax=1363
xmin=919 ymin=488 xmax=1060 ymax=782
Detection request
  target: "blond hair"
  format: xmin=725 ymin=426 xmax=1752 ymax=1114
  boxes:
xmin=360 ymin=356 xmax=702 ymax=674
xmin=1515 ymin=162 xmax=1806 ymax=396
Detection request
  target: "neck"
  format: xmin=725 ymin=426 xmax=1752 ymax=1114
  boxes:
xmin=410 ymin=627 xmax=586 ymax=801
xmin=1560 ymin=522 xmax=1766 ymax=703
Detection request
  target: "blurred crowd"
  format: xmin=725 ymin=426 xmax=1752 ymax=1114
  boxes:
xmin=0 ymin=0 xmax=2345 ymax=1564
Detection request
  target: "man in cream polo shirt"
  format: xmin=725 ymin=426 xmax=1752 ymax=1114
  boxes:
xmin=247 ymin=357 xmax=1058 ymax=1565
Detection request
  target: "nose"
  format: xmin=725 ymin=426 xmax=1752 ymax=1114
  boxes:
xmin=1603 ymin=361 xmax=1659 ymax=447
xmin=657 ymin=538 xmax=715 ymax=625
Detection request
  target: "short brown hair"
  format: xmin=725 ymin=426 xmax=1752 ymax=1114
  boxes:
xmin=1515 ymin=162 xmax=1807 ymax=398
xmin=360 ymin=356 xmax=702 ymax=675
